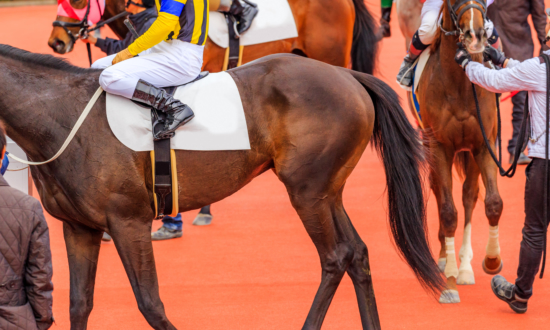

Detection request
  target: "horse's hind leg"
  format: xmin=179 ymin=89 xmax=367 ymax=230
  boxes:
xmin=457 ymin=153 xmax=480 ymax=285
xmin=343 ymin=207 xmax=380 ymax=329
xmin=475 ymin=148 xmax=504 ymax=274
xmin=63 ymin=221 xmax=103 ymax=330
xmin=430 ymin=144 xmax=460 ymax=303
xmin=280 ymin=175 xmax=354 ymax=329
xmin=110 ymin=218 xmax=176 ymax=330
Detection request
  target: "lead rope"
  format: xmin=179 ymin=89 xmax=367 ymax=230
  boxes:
xmin=539 ymin=54 xmax=550 ymax=278
xmin=472 ymin=83 xmax=529 ymax=178
xmin=7 ymin=87 xmax=104 ymax=166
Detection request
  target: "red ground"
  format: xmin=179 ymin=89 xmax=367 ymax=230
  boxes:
xmin=1 ymin=1 xmax=550 ymax=329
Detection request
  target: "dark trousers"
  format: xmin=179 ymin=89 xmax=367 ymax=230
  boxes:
xmin=515 ymin=158 xmax=549 ymax=299
xmin=508 ymin=91 xmax=528 ymax=155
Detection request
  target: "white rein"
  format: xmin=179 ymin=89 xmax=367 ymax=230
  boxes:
xmin=8 ymin=87 xmax=104 ymax=165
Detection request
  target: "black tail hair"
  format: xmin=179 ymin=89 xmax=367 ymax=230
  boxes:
xmin=348 ymin=69 xmax=445 ymax=296
xmin=351 ymin=0 xmax=379 ymax=74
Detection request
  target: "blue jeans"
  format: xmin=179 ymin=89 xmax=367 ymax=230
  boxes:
xmin=162 ymin=213 xmax=182 ymax=231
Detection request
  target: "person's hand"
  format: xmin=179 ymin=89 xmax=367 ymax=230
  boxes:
xmin=81 ymin=35 xmax=97 ymax=44
xmin=483 ymin=46 xmax=507 ymax=66
xmin=112 ymin=48 xmax=134 ymax=65
xmin=454 ymin=44 xmax=471 ymax=70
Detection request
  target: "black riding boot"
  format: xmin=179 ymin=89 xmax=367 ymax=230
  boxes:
xmin=229 ymin=0 xmax=258 ymax=35
xmin=379 ymin=7 xmax=392 ymax=38
xmin=132 ymin=80 xmax=194 ymax=141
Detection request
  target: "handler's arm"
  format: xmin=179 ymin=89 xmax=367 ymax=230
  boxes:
xmin=465 ymin=59 xmax=546 ymax=94
xmin=127 ymin=0 xmax=186 ymax=56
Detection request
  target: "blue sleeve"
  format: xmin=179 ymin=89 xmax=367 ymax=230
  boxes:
xmin=160 ymin=0 xmax=185 ymax=16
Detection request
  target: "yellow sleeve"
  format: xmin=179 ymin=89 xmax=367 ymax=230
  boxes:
xmin=127 ymin=12 xmax=180 ymax=55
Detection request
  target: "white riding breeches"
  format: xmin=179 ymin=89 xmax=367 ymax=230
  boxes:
xmin=95 ymin=40 xmax=204 ymax=99
xmin=419 ymin=0 xmax=443 ymax=45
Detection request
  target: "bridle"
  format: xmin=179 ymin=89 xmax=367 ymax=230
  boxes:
xmin=52 ymin=0 xmax=129 ymax=65
xmin=440 ymin=0 xmax=487 ymax=39
xmin=52 ymin=0 xmax=98 ymax=44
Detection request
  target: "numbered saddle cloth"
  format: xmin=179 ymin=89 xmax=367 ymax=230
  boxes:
xmin=106 ymin=72 xmax=251 ymax=151
xmin=208 ymin=0 xmax=298 ymax=48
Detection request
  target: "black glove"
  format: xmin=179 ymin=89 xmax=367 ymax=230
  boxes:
xmin=454 ymin=44 xmax=471 ymax=70
xmin=483 ymin=46 xmax=507 ymax=66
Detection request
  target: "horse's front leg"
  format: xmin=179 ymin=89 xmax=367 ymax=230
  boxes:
xmin=63 ymin=221 xmax=103 ymax=330
xmin=110 ymin=217 xmax=176 ymax=330
xmin=475 ymin=147 xmax=504 ymax=275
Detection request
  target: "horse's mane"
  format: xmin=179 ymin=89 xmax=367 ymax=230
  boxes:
xmin=0 ymin=44 xmax=93 ymax=74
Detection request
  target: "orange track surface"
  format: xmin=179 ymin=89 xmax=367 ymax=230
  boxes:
xmin=1 ymin=1 xmax=550 ymax=329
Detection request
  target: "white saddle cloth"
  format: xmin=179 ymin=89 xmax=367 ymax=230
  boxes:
xmin=106 ymin=72 xmax=251 ymax=151
xmin=414 ymin=49 xmax=431 ymax=92
xmin=208 ymin=0 xmax=298 ymax=48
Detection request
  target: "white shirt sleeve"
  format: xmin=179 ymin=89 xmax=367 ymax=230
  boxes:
xmin=465 ymin=59 xmax=546 ymax=94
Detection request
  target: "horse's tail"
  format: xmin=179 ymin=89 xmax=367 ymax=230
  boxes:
xmin=348 ymin=69 xmax=445 ymax=296
xmin=351 ymin=0 xmax=379 ymax=74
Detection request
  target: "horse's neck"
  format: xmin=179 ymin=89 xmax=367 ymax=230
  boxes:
xmin=104 ymin=0 xmax=128 ymax=38
xmin=0 ymin=64 xmax=98 ymax=162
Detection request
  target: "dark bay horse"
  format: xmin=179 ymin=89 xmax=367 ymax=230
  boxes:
xmin=48 ymin=0 xmax=379 ymax=74
xmin=0 ymin=44 xmax=442 ymax=329
xmin=417 ymin=0 xmax=502 ymax=303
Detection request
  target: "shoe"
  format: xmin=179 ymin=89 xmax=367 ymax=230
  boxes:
xmin=491 ymin=275 xmax=528 ymax=314
xmin=379 ymin=7 xmax=392 ymax=38
xmin=101 ymin=232 xmax=112 ymax=241
xmin=132 ymin=80 xmax=195 ymax=141
xmin=509 ymin=152 xmax=531 ymax=165
xmin=151 ymin=226 xmax=183 ymax=241
xmin=396 ymin=54 xmax=416 ymax=88
xmin=229 ymin=0 xmax=258 ymax=34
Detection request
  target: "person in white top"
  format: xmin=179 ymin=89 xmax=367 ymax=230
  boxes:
xmin=454 ymin=8 xmax=550 ymax=314
xmin=397 ymin=0 xmax=497 ymax=88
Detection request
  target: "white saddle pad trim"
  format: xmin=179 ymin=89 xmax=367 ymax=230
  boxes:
xmin=414 ymin=49 xmax=431 ymax=92
xmin=106 ymin=72 xmax=251 ymax=151
xmin=208 ymin=0 xmax=298 ymax=48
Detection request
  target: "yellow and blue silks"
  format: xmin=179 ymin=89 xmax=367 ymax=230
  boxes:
xmin=128 ymin=0 xmax=209 ymax=55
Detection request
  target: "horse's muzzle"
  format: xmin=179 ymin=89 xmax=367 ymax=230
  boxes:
xmin=463 ymin=29 xmax=486 ymax=54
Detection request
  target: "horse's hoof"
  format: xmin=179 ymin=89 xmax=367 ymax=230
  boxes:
xmin=438 ymin=258 xmax=446 ymax=273
xmin=193 ymin=213 xmax=213 ymax=226
xmin=482 ymin=256 xmax=503 ymax=275
xmin=439 ymin=289 xmax=460 ymax=304
xmin=457 ymin=270 xmax=475 ymax=285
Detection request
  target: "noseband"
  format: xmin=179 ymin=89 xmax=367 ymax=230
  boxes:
xmin=440 ymin=0 xmax=487 ymax=38
xmin=52 ymin=0 xmax=96 ymax=43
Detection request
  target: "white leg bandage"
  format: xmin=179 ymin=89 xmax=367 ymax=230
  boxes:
xmin=444 ymin=237 xmax=459 ymax=278
xmin=486 ymin=225 xmax=500 ymax=258
xmin=459 ymin=223 xmax=474 ymax=273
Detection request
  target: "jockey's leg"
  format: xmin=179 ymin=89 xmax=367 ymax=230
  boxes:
xmin=228 ymin=0 xmax=259 ymax=34
xmin=91 ymin=54 xmax=116 ymax=70
xmin=99 ymin=41 xmax=203 ymax=139
xmin=380 ymin=0 xmax=393 ymax=38
xmin=396 ymin=1 xmax=440 ymax=88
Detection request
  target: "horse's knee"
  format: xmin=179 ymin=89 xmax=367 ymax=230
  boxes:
xmin=440 ymin=202 xmax=457 ymax=234
xmin=485 ymin=194 xmax=503 ymax=222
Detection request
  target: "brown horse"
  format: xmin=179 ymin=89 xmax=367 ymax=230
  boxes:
xmin=0 ymin=45 xmax=442 ymax=329
xmin=48 ymin=0 xmax=379 ymax=74
xmin=417 ymin=0 xmax=503 ymax=303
